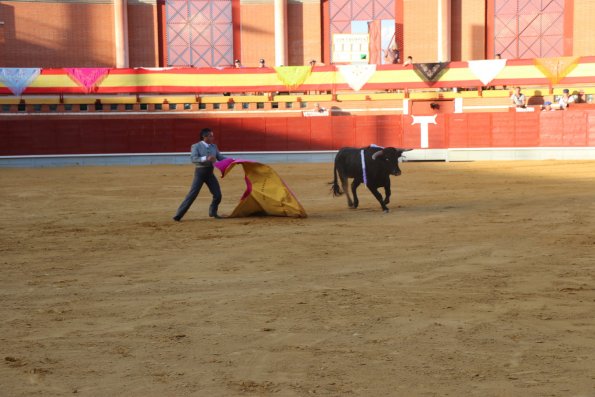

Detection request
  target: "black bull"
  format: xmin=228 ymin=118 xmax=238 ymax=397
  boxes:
xmin=332 ymin=146 xmax=411 ymax=212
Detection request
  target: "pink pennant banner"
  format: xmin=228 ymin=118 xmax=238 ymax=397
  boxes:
xmin=64 ymin=68 xmax=110 ymax=93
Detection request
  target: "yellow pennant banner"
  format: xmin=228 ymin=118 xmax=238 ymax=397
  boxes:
xmin=274 ymin=66 xmax=313 ymax=89
xmin=534 ymin=57 xmax=580 ymax=85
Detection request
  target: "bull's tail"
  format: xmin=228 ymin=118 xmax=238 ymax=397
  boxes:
xmin=331 ymin=161 xmax=343 ymax=197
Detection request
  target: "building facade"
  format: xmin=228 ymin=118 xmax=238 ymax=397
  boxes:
xmin=1 ymin=0 xmax=594 ymax=68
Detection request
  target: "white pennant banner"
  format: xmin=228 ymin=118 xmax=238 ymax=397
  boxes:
xmin=467 ymin=59 xmax=507 ymax=85
xmin=337 ymin=64 xmax=377 ymax=92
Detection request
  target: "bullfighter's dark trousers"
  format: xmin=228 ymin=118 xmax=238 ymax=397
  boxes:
xmin=174 ymin=166 xmax=222 ymax=219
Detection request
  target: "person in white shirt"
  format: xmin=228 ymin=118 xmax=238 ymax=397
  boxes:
xmin=558 ymin=88 xmax=575 ymax=109
xmin=510 ymin=86 xmax=527 ymax=108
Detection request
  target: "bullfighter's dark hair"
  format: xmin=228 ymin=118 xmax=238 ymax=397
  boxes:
xmin=200 ymin=128 xmax=213 ymax=140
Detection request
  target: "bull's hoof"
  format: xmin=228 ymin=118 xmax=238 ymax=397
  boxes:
xmin=383 ymin=208 xmax=390 ymax=213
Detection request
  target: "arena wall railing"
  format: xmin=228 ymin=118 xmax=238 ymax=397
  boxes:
xmin=1 ymin=109 xmax=594 ymax=160
xmin=2 ymin=57 xmax=595 ymax=165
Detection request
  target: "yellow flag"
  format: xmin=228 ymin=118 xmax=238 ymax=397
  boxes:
xmin=534 ymin=57 xmax=579 ymax=85
xmin=273 ymin=66 xmax=313 ymax=89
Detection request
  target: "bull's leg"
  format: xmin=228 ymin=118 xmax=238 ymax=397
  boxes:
xmin=383 ymin=177 xmax=392 ymax=205
xmin=368 ymin=186 xmax=389 ymax=212
xmin=351 ymin=180 xmax=361 ymax=208
xmin=341 ymin=176 xmax=354 ymax=208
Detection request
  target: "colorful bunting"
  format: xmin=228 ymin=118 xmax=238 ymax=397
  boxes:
xmin=337 ymin=64 xmax=377 ymax=92
xmin=0 ymin=68 xmax=41 ymax=96
xmin=468 ymin=59 xmax=507 ymax=85
xmin=534 ymin=57 xmax=580 ymax=85
xmin=64 ymin=68 xmax=110 ymax=93
xmin=413 ymin=62 xmax=449 ymax=84
xmin=273 ymin=66 xmax=312 ymax=89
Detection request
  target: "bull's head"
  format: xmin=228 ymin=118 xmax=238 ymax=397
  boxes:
xmin=372 ymin=147 xmax=412 ymax=176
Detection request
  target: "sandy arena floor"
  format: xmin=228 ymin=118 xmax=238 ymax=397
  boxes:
xmin=1 ymin=160 xmax=594 ymax=396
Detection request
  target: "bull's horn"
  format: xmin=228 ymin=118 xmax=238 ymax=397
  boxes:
xmin=372 ymin=150 xmax=384 ymax=160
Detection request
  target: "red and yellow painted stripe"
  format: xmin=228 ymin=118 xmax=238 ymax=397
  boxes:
xmin=2 ymin=57 xmax=595 ymax=96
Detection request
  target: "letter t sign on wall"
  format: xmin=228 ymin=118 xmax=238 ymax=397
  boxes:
xmin=411 ymin=115 xmax=437 ymax=149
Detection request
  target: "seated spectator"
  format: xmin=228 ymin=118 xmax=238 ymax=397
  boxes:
xmin=541 ymin=101 xmax=555 ymax=111
xmin=510 ymin=86 xmax=527 ymax=108
xmin=313 ymin=103 xmax=326 ymax=113
xmin=576 ymin=89 xmax=587 ymax=103
xmin=303 ymin=103 xmax=329 ymax=117
xmin=403 ymin=56 xmax=413 ymax=66
xmin=258 ymin=58 xmax=266 ymax=68
xmin=234 ymin=59 xmax=243 ymax=68
xmin=558 ymin=88 xmax=574 ymax=109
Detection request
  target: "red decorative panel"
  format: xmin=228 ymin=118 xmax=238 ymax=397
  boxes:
xmin=539 ymin=111 xmax=564 ymax=146
xmin=587 ymin=111 xmax=595 ymax=146
xmin=374 ymin=0 xmax=394 ymax=20
xmin=376 ymin=115 xmax=402 ymax=147
xmin=240 ymin=118 xmax=266 ymax=151
xmin=331 ymin=117 xmax=355 ymax=149
xmin=352 ymin=0 xmax=374 ymax=21
xmin=513 ymin=112 xmax=540 ymax=146
xmin=562 ymin=111 xmax=588 ymax=146
xmin=428 ymin=115 xmax=447 ymax=149
xmin=447 ymin=114 xmax=469 ymax=148
xmin=491 ymin=112 xmax=516 ymax=147
xmin=102 ymin=119 xmax=132 ymax=153
xmin=4 ymin=112 xmax=595 ymax=157
xmin=265 ymin=118 xmax=288 ymax=151
xmin=354 ymin=116 xmax=379 ymax=147
xmin=401 ymin=116 xmax=420 ymax=149
xmin=55 ymin=122 xmax=83 ymax=154
xmin=330 ymin=0 xmax=351 ymax=22
xmin=467 ymin=113 xmax=492 ymax=147
xmin=166 ymin=0 xmax=233 ymax=67
xmin=155 ymin=118 xmax=182 ymax=152
xmin=287 ymin=118 xmax=311 ymax=150
xmin=309 ymin=118 xmax=333 ymax=149
xmin=494 ymin=0 xmax=565 ymax=58
xmin=329 ymin=0 xmax=395 ymax=58
xmin=218 ymin=118 xmax=243 ymax=151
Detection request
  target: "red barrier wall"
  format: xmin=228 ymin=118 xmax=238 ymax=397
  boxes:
xmin=1 ymin=110 xmax=595 ymax=156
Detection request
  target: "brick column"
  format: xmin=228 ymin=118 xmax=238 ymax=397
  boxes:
xmin=437 ymin=0 xmax=451 ymax=61
xmin=274 ymin=0 xmax=288 ymax=66
xmin=114 ymin=0 xmax=130 ymax=67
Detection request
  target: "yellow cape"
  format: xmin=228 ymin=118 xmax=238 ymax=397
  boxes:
xmin=217 ymin=159 xmax=307 ymax=218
